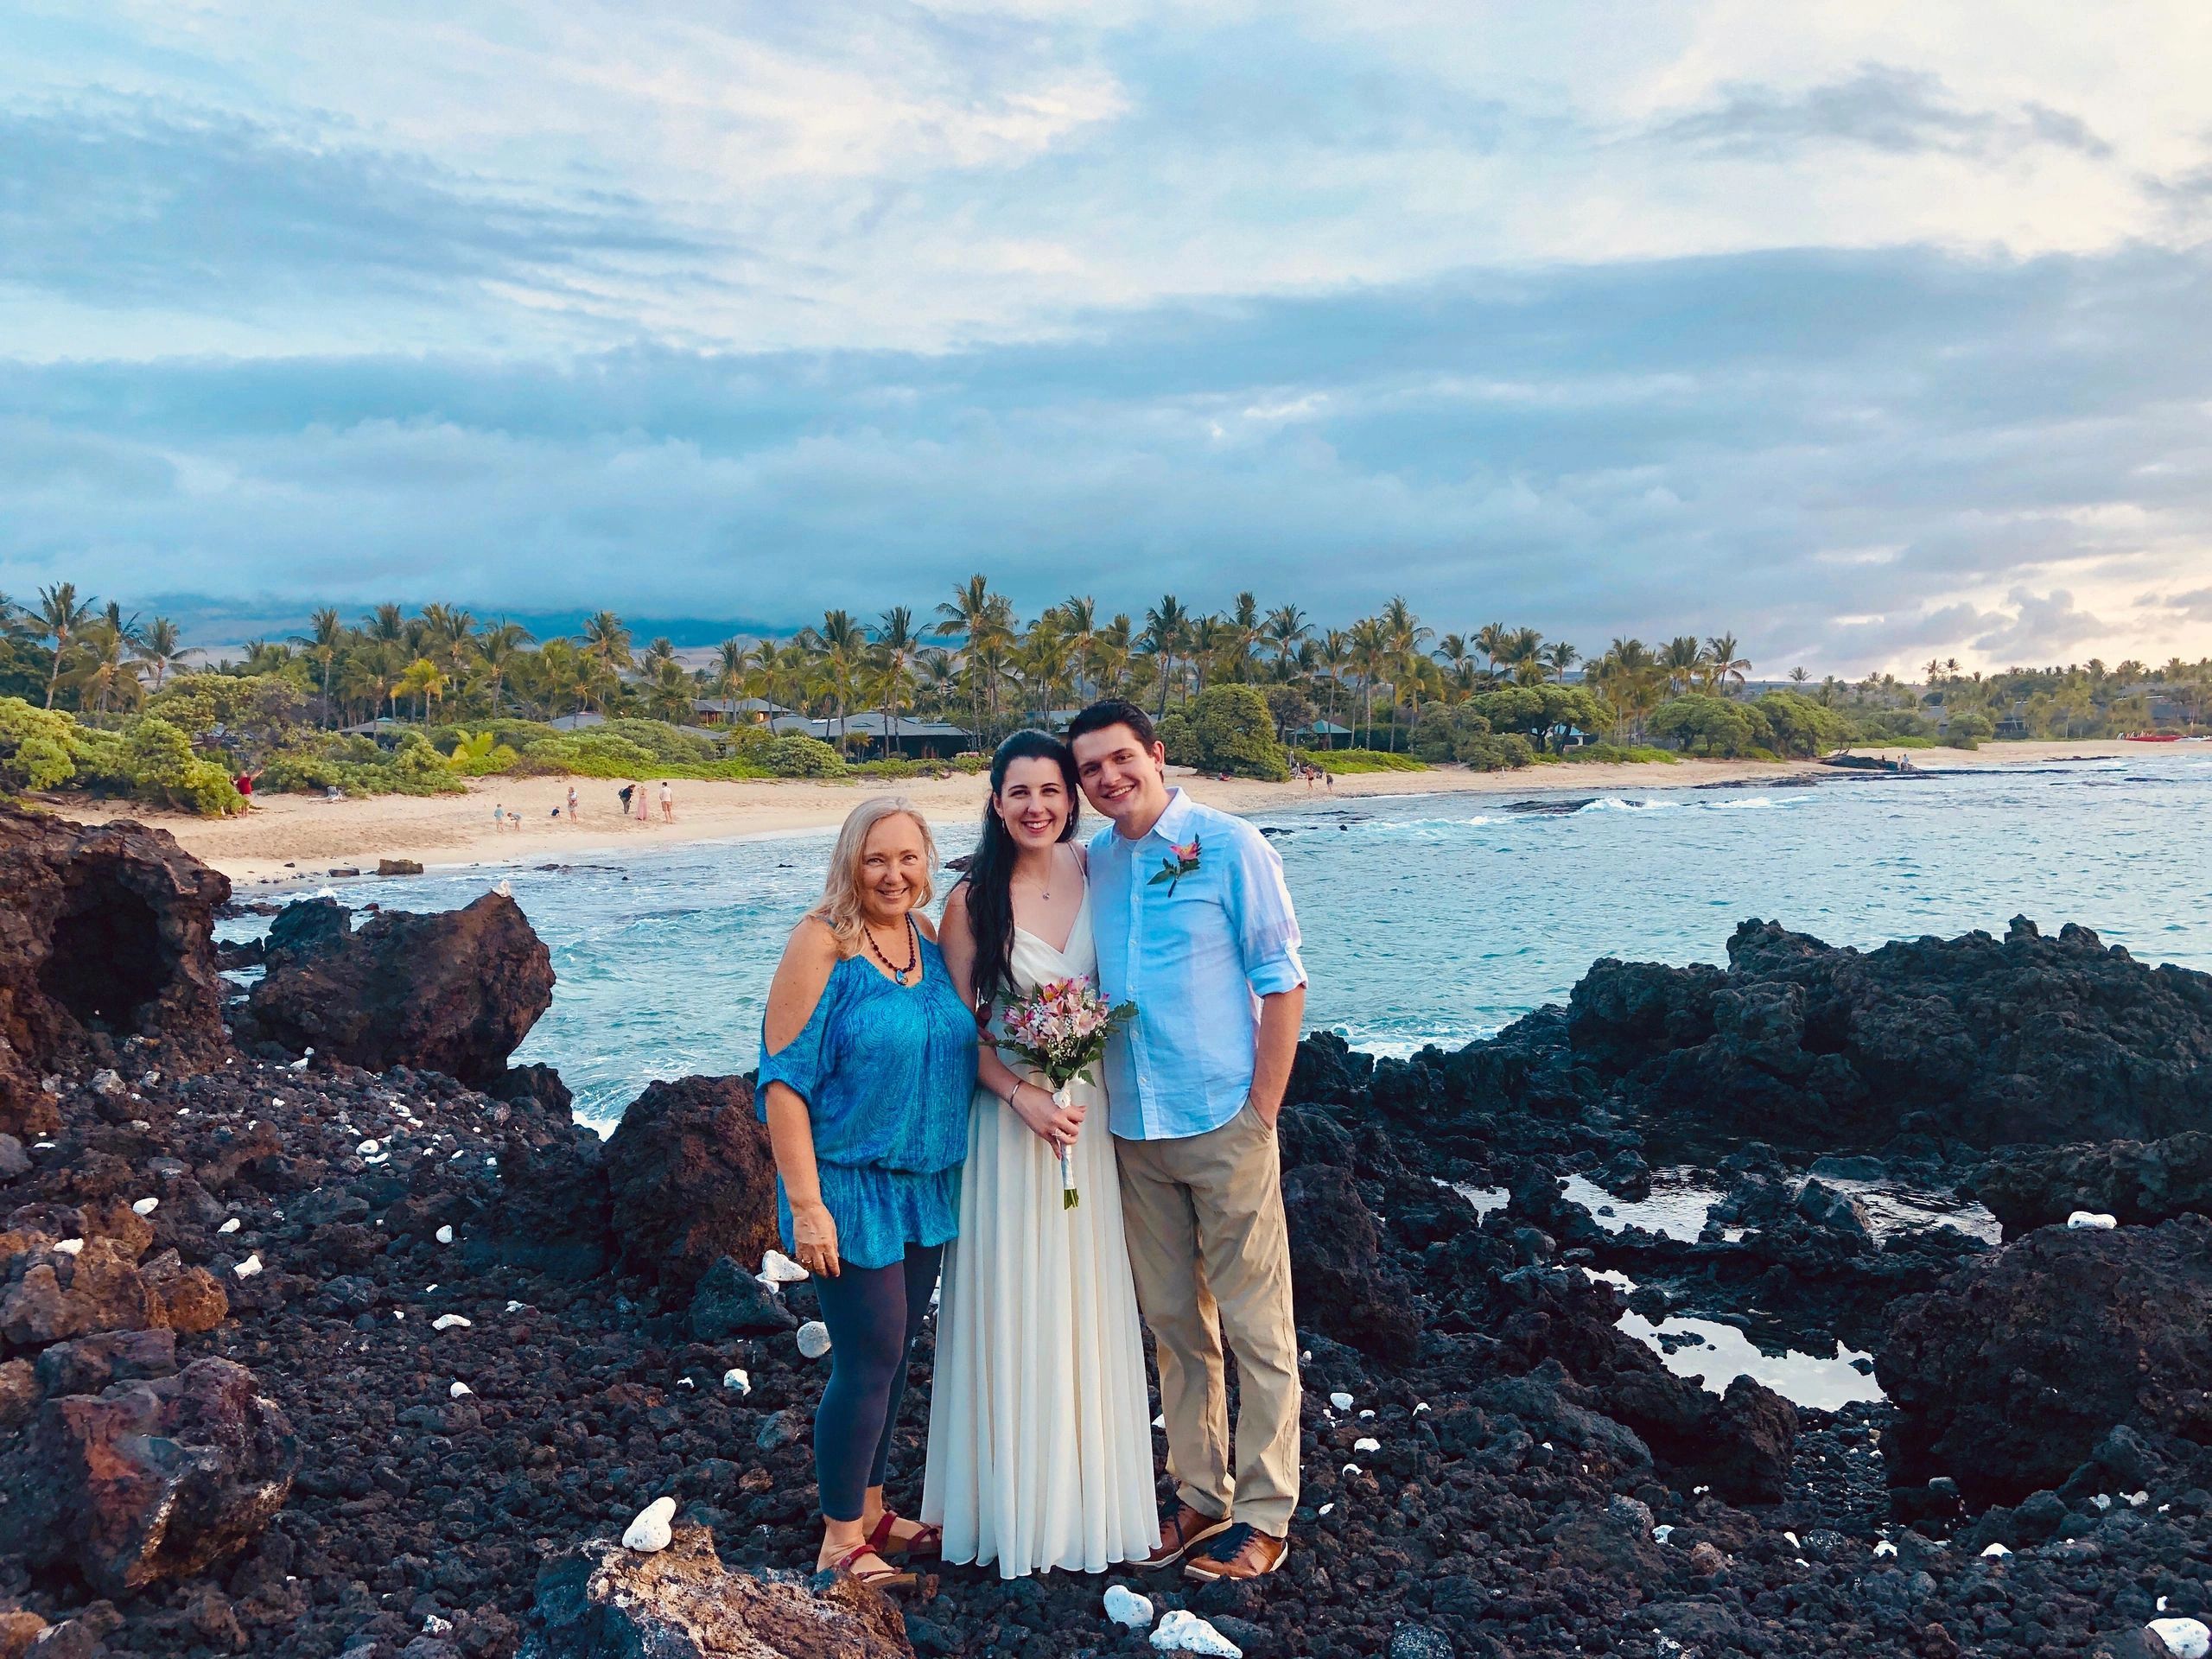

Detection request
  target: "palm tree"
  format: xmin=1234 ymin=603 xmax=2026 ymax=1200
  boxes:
xmin=1544 ymin=640 xmax=1580 ymax=681
xmin=476 ymin=620 xmax=533 ymax=715
xmin=1473 ymin=622 xmax=1511 ymax=679
xmin=33 ymin=582 xmax=97 ymax=709
xmin=580 ymin=612 xmax=633 ymax=709
xmin=1704 ymin=633 xmax=1751 ymax=695
xmin=1348 ymin=615 xmax=1391 ymax=742
xmin=134 ymin=616 xmax=183 ymax=692
xmin=1659 ymin=635 xmax=1706 ymax=695
xmin=1186 ymin=615 xmax=1231 ymax=698
xmin=710 ymin=638 xmax=750 ymax=718
xmin=296 ymin=607 xmax=346 ymax=722
xmin=398 ymin=657 xmax=448 ymax=721
xmin=365 ymin=603 xmax=409 ymax=646
xmin=934 ymin=575 xmax=1006 ymax=741
xmin=810 ymin=609 xmax=869 ymax=745
xmin=1263 ymin=604 xmax=1312 ymax=673
xmin=873 ymin=606 xmax=922 ymax=751
xmin=420 ymin=604 xmax=478 ymax=680
xmin=1789 ymin=666 xmax=1811 ymax=685
xmin=1054 ymin=595 xmax=1098 ymax=702
xmin=1141 ymin=594 xmax=1189 ymax=720
xmin=73 ymin=620 xmax=144 ymax=714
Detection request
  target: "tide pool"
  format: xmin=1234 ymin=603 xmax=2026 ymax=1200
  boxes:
xmin=226 ymin=750 xmax=2212 ymax=1127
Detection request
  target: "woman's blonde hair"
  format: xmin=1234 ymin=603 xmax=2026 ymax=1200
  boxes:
xmin=807 ymin=797 xmax=938 ymax=949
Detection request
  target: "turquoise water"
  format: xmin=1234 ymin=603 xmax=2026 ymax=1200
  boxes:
xmin=231 ymin=752 xmax=2212 ymax=1128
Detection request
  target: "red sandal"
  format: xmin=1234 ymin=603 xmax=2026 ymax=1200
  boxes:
xmin=868 ymin=1510 xmax=944 ymax=1560
xmin=823 ymin=1541 xmax=918 ymax=1595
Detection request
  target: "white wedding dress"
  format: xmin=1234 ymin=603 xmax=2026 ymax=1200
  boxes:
xmin=921 ymin=885 xmax=1160 ymax=1577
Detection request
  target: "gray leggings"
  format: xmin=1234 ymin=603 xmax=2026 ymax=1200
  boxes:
xmin=811 ymin=1242 xmax=943 ymax=1523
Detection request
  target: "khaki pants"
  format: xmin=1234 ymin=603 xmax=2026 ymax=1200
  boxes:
xmin=1115 ymin=1102 xmax=1301 ymax=1535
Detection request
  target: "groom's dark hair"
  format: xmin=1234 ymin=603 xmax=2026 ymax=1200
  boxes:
xmin=1066 ymin=698 xmax=1159 ymax=750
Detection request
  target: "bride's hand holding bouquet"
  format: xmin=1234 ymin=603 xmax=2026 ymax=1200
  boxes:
xmin=993 ymin=975 xmax=1133 ymax=1210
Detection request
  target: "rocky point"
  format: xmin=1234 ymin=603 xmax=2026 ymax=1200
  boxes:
xmin=3 ymin=822 xmax=2209 ymax=1659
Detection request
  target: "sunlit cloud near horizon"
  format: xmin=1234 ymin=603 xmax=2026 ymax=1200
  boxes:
xmin=3 ymin=1 xmax=2210 ymax=674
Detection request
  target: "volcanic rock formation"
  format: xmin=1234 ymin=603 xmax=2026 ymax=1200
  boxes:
xmin=603 ymin=1074 xmax=780 ymax=1293
xmin=519 ymin=1523 xmax=915 ymax=1659
xmin=246 ymin=893 xmax=554 ymax=1088
xmin=1877 ymin=1213 xmax=2212 ymax=1503
xmin=0 ymin=806 xmax=232 ymax=1136
xmin=1971 ymin=1131 xmax=2212 ymax=1238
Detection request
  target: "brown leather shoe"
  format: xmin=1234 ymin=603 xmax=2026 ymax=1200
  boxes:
xmin=1181 ymin=1522 xmax=1288 ymax=1582
xmin=1135 ymin=1503 xmax=1232 ymax=1570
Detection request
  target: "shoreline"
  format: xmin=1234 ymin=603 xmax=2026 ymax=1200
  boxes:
xmin=47 ymin=738 xmax=2161 ymax=887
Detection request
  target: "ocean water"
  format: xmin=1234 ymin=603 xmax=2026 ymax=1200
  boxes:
xmin=226 ymin=750 xmax=2212 ymax=1129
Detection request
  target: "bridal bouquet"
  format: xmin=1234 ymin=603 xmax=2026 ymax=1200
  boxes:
xmin=995 ymin=975 xmax=1134 ymax=1210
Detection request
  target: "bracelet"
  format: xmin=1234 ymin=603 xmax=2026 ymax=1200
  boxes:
xmin=1001 ymin=1081 xmax=1024 ymax=1109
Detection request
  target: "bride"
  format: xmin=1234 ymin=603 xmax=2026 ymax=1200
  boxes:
xmin=922 ymin=730 xmax=1160 ymax=1577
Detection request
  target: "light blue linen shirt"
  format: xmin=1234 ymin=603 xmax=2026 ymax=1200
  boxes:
xmin=1089 ymin=788 xmax=1306 ymax=1141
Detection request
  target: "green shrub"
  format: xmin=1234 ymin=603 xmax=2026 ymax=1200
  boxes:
xmin=1294 ymin=747 xmax=1428 ymax=773
xmin=1649 ymin=694 xmax=1760 ymax=757
xmin=121 ymin=718 xmax=243 ymax=815
xmin=1185 ymin=685 xmax=1290 ymax=780
xmin=444 ymin=730 xmax=522 ymax=776
xmin=1465 ymin=684 xmax=1607 ymax=749
xmin=1560 ymin=743 xmax=1680 ymax=765
xmin=1458 ymin=733 xmax=1535 ymax=772
xmin=762 ymin=734 xmax=844 ymax=778
xmin=1750 ymin=690 xmax=1853 ymax=758
xmin=1157 ymin=714 xmax=1198 ymax=767
xmin=0 ymin=698 xmax=86 ymax=791
xmin=849 ymin=757 xmax=919 ymax=779
xmin=1944 ymin=712 xmax=1993 ymax=750
xmin=261 ymin=729 xmax=469 ymax=798
xmin=146 ymin=673 xmax=308 ymax=747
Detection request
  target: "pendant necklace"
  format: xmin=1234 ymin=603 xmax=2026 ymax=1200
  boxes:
xmin=867 ymin=914 xmax=919 ymax=985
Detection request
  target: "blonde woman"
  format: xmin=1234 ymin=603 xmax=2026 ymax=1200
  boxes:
xmin=757 ymin=798 xmax=978 ymax=1592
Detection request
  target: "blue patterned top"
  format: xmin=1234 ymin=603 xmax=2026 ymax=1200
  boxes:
xmin=756 ymin=938 xmax=978 ymax=1269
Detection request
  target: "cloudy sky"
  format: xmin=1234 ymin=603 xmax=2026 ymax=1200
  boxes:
xmin=4 ymin=2 xmax=2210 ymax=672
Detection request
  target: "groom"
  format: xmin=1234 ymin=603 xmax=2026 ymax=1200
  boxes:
xmin=1068 ymin=699 xmax=1306 ymax=1585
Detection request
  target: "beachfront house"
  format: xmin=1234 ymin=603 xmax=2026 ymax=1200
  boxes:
xmin=770 ymin=712 xmax=974 ymax=760
xmin=691 ymin=696 xmax=786 ymax=728
xmin=1288 ymin=719 xmax=1354 ymax=749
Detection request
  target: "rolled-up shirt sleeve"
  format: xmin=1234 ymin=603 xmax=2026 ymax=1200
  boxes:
xmin=1224 ymin=824 xmax=1306 ymax=995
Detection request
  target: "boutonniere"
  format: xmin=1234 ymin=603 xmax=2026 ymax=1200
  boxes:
xmin=1148 ymin=834 xmax=1202 ymax=894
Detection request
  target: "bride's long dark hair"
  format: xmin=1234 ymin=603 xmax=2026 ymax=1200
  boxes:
xmin=963 ymin=729 xmax=1081 ymax=1018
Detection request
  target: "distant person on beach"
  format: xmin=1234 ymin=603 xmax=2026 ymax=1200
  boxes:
xmin=660 ymin=780 xmax=674 ymax=822
xmin=618 ymin=784 xmax=634 ymax=817
xmin=493 ymin=801 xmax=507 ymax=831
xmin=636 ymin=780 xmax=651 ymax=822
xmin=567 ymin=785 xmax=579 ymax=822
xmin=758 ymin=798 xmax=977 ymax=1593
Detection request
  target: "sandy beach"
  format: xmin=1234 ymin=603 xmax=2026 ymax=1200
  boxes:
xmin=49 ymin=739 xmax=2158 ymax=887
